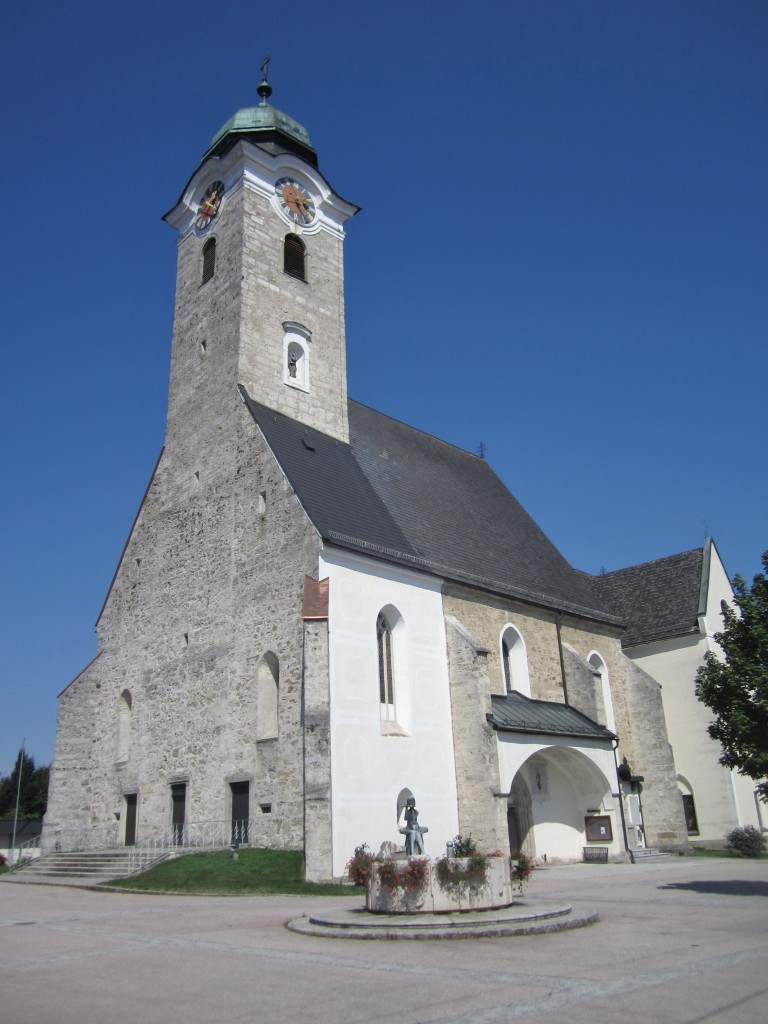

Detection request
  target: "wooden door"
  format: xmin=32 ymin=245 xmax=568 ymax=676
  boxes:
xmin=230 ymin=781 xmax=249 ymax=845
xmin=171 ymin=783 xmax=186 ymax=845
xmin=124 ymin=793 xmax=138 ymax=846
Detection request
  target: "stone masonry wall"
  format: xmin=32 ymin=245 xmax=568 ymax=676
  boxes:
xmin=442 ymin=584 xmax=688 ymax=853
xmin=302 ymin=619 xmax=332 ymax=881
xmin=444 ymin=616 xmax=507 ymax=854
xmin=46 ymin=403 xmax=322 ymax=849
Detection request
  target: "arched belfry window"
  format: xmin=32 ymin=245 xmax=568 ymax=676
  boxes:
xmin=501 ymin=625 xmax=531 ymax=697
xmin=201 ymin=237 xmax=216 ymax=284
xmin=283 ymin=233 xmax=306 ymax=281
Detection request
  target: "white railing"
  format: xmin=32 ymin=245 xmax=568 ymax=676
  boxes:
xmin=7 ymin=834 xmax=42 ymax=871
xmin=128 ymin=819 xmax=252 ymax=874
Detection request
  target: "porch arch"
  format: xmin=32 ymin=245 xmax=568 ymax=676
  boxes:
xmin=504 ymin=744 xmax=618 ymax=863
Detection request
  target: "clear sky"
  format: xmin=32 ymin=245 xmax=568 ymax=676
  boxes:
xmin=1 ymin=1 xmax=766 ymax=776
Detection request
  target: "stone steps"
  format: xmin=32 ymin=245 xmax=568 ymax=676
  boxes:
xmin=12 ymin=850 xmax=136 ymax=881
xmin=631 ymin=848 xmax=677 ymax=863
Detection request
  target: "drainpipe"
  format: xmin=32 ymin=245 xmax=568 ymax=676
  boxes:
xmin=613 ymin=739 xmax=633 ymax=864
xmin=555 ymin=614 xmax=569 ymax=706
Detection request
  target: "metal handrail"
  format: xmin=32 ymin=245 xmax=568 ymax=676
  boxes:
xmin=128 ymin=819 xmax=252 ymax=874
xmin=8 ymin=833 xmax=42 ymax=871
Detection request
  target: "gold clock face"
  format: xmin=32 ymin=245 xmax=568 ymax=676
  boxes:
xmin=196 ymin=180 xmax=224 ymax=229
xmin=275 ymin=177 xmax=315 ymax=225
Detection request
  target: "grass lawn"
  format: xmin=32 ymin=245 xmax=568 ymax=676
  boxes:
xmin=691 ymin=847 xmax=732 ymax=859
xmin=104 ymin=847 xmax=355 ymax=895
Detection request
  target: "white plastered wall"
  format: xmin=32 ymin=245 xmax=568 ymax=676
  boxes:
xmin=321 ymin=548 xmax=460 ymax=877
xmin=630 ymin=543 xmax=762 ymax=840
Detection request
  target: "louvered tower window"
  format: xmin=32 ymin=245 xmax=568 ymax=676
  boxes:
xmin=201 ymin=238 xmax=216 ymax=284
xmin=283 ymin=233 xmax=306 ymax=281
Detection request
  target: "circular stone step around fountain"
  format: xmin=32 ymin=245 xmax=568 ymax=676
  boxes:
xmin=287 ymin=898 xmax=598 ymax=939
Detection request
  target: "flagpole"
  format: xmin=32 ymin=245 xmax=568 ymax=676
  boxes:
xmin=10 ymin=739 xmax=25 ymax=867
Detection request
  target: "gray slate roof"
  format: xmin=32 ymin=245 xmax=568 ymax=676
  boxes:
xmin=489 ymin=692 xmax=616 ymax=740
xmin=594 ymin=548 xmax=704 ymax=647
xmin=241 ymin=389 xmax=620 ymax=624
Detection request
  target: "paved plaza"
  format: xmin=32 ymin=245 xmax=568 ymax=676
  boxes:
xmin=1 ymin=856 xmax=767 ymax=1023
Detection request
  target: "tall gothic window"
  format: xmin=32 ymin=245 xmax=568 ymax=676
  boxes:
xmin=501 ymin=625 xmax=531 ymax=696
xmin=256 ymin=652 xmax=279 ymax=741
xmin=588 ymin=651 xmax=616 ymax=732
xmin=377 ymin=611 xmax=395 ymax=721
xmin=116 ymin=689 xmax=132 ymax=763
xmin=201 ymin=237 xmax=216 ymax=284
xmin=283 ymin=233 xmax=306 ymax=281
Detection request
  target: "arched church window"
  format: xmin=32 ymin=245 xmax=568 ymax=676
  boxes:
xmin=201 ymin=238 xmax=216 ymax=284
xmin=588 ymin=651 xmax=616 ymax=733
xmin=500 ymin=625 xmax=531 ymax=697
xmin=116 ymin=689 xmax=132 ymax=763
xmin=283 ymin=233 xmax=306 ymax=281
xmin=677 ymin=776 xmax=700 ymax=834
xmin=256 ymin=652 xmax=279 ymax=741
xmin=377 ymin=612 xmax=395 ymax=720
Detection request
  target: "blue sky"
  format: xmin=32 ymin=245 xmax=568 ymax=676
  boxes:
xmin=1 ymin=1 xmax=766 ymax=776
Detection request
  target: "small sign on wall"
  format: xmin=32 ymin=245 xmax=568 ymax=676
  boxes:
xmin=584 ymin=815 xmax=613 ymax=842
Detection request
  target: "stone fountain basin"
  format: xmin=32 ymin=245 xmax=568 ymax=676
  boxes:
xmin=366 ymin=856 xmax=514 ymax=914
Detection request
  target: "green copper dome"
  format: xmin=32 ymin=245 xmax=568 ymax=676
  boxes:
xmin=202 ymin=101 xmax=317 ymax=166
xmin=208 ymin=104 xmax=311 ymax=151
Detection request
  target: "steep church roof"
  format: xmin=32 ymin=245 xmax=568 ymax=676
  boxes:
xmin=241 ymin=388 xmax=621 ymax=625
xmin=594 ymin=547 xmax=705 ymax=647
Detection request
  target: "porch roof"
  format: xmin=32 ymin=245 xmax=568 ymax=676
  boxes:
xmin=488 ymin=692 xmax=616 ymax=741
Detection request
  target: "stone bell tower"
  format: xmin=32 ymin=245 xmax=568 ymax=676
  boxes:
xmin=162 ymin=67 xmax=359 ymax=472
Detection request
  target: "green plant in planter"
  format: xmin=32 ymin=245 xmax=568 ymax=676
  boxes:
xmin=436 ymin=851 xmax=489 ymax=888
xmin=510 ymin=848 xmax=533 ymax=894
xmin=377 ymin=857 xmax=428 ymax=892
xmin=450 ymin=833 xmax=479 ymax=857
xmin=346 ymin=843 xmax=375 ymax=887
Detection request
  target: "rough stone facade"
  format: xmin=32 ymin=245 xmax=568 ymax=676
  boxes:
xmin=47 ymin=411 xmax=321 ymax=849
xmin=442 ymin=586 xmax=689 ymax=854
xmin=444 ymin=616 xmax=505 ymax=853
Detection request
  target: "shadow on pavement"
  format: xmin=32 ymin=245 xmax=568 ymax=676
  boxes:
xmin=659 ymin=879 xmax=768 ymax=897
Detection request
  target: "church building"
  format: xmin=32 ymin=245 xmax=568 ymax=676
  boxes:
xmin=46 ymin=78 xmax=752 ymax=880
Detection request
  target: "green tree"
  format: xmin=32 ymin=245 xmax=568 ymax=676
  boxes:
xmin=695 ymin=551 xmax=768 ymax=799
xmin=0 ymin=750 xmax=50 ymax=818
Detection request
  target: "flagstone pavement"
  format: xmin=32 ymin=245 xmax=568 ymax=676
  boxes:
xmin=1 ymin=856 xmax=767 ymax=1023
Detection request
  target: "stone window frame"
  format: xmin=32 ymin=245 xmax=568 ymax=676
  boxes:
xmin=201 ymin=236 xmax=216 ymax=285
xmin=377 ymin=605 xmax=407 ymax=735
xmin=282 ymin=321 xmax=311 ymax=393
xmin=499 ymin=624 xmax=531 ymax=697
xmin=256 ymin=652 xmax=279 ymax=741
xmin=677 ymin=775 xmax=700 ymax=835
xmin=115 ymin=689 xmax=132 ymax=764
xmin=587 ymin=650 xmax=616 ymax=733
xmin=283 ymin=233 xmax=307 ymax=281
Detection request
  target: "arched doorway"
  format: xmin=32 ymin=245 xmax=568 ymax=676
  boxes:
xmin=507 ymin=773 xmax=535 ymax=858
xmin=506 ymin=746 xmax=616 ymax=862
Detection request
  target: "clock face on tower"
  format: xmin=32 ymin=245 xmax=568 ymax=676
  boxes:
xmin=275 ymin=177 xmax=315 ymax=225
xmin=195 ymin=181 xmax=225 ymax=230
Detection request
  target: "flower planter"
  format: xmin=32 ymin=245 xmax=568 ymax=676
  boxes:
xmin=366 ymin=856 xmax=514 ymax=914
